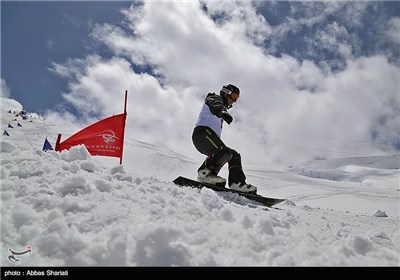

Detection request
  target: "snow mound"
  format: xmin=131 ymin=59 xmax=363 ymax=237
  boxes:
xmin=60 ymin=145 xmax=92 ymax=162
xmin=1 ymin=97 xmax=23 ymax=112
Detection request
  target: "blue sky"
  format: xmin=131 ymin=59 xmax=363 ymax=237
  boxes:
xmin=1 ymin=1 xmax=399 ymax=165
xmin=1 ymin=1 xmax=131 ymax=113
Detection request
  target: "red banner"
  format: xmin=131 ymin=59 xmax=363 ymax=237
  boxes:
xmin=55 ymin=113 xmax=126 ymax=159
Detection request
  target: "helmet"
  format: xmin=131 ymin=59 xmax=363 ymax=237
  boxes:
xmin=220 ymin=84 xmax=240 ymax=104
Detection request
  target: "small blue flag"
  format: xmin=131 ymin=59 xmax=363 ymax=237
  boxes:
xmin=42 ymin=137 xmax=53 ymax=151
xmin=3 ymin=130 xmax=9 ymax=136
xmin=8 ymin=124 xmax=13 ymax=128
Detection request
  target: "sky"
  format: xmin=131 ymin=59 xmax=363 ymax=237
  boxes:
xmin=1 ymin=100 xmax=399 ymax=267
xmin=1 ymin=0 xmax=400 ymax=168
xmin=1 ymin=1 xmax=131 ymax=114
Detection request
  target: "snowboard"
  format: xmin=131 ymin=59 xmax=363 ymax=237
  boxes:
xmin=173 ymin=176 xmax=285 ymax=207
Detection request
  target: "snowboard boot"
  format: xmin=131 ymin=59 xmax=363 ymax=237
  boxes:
xmin=229 ymin=182 xmax=257 ymax=194
xmin=197 ymin=168 xmax=226 ymax=186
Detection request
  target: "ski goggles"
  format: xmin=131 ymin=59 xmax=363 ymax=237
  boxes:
xmin=230 ymin=91 xmax=239 ymax=102
xmin=221 ymin=87 xmax=239 ymax=102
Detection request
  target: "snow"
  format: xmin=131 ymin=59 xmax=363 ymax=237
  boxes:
xmin=1 ymin=99 xmax=399 ymax=266
xmin=0 ymin=98 xmax=23 ymax=113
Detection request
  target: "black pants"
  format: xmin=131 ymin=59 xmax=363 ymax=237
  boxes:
xmin=192 ymin=126 xmax=246 ymax=185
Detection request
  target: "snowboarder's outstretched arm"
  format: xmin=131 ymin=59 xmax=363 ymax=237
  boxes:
xmin=205 ymin=93 xmax=233 ymax=124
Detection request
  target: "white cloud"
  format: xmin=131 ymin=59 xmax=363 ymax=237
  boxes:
xmin=50 ymin=1 xmax=400 ymax=167
xmin=314 ymin=22 xmax=352 ymax=59
xmin=386 ymin=17 xmax=400 ymax=45
xmin=264 ymin=1 xmax=347 ymax=52
xmin=203 ymin=1 xmax=272 ymax=45
xmin=1 ymin=79 xmax=11 ymax=98
xmin=253 ymin=55 xmax=400 ymax=165
xmin=50 ymin=54 xmax=197 ymax=151
xmin=261 ymin=1 xmax=376 ymax=70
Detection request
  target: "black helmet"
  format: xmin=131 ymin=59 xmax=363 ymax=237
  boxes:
xmin=220 ymin=84 xmax=240 ymax=104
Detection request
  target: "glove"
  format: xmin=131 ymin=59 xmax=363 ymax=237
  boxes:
xmin=220 ymin=110 xmax=233 ymax=124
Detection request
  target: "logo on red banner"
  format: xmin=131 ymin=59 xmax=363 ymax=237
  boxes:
xmin=100 ymin=130 xmax=118 ymax=143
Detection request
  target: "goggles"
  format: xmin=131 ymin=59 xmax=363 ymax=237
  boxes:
xmin=222 ymin=87 xmax=239 ymax=102
xmin=230 ymin=91 xmax=239 ymax=102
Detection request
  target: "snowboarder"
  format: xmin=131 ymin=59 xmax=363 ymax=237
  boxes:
xmin=192 ymin=84 xmax=257 ymax=193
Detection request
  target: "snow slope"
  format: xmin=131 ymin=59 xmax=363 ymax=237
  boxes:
xmin=1 ymin=99 xmax=399 ymax=266
xmin=288 ymin=155 xmax=399 ymax=183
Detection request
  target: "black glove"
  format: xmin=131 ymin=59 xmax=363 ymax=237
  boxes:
xmin=220 ymin=110 xmax=233 ymax=124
